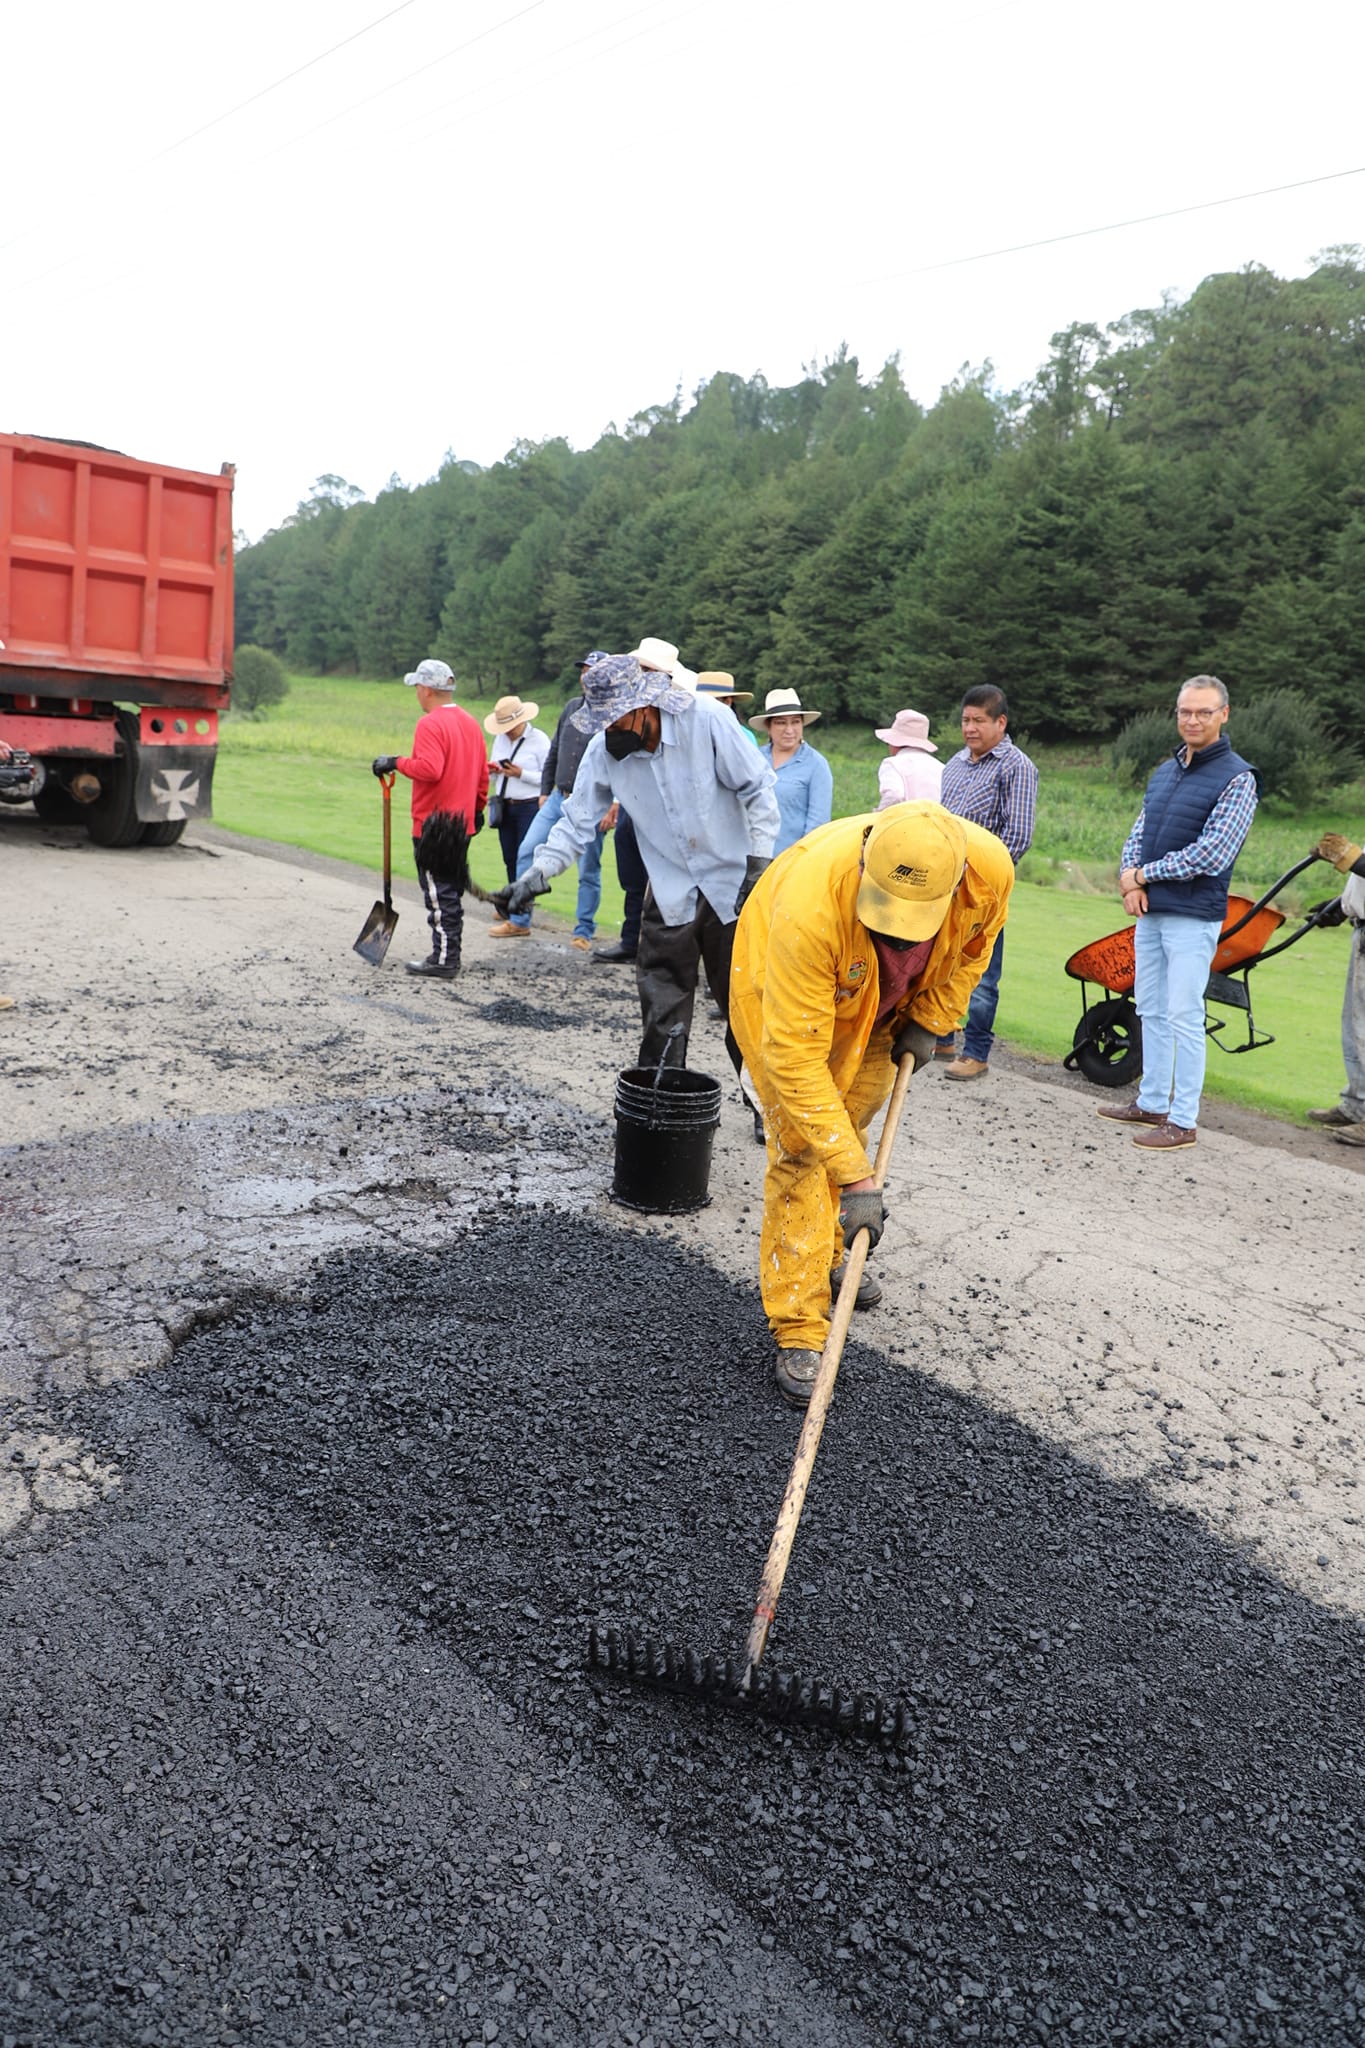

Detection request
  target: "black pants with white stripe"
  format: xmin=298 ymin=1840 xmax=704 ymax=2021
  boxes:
xmin=413 ymin=838 xmax=464 ymax=969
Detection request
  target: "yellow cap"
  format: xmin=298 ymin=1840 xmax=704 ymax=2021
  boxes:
xmin=857 ymin=802 xmax=967 ymax=941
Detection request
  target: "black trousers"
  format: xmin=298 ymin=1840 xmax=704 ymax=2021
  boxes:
xmin=613 ymin=807 xmax=648 ymax=953
xmin=636 ymin=893 xmax=741 ymax=1071
xmin=413 ymin=838 xmax=464 ymax=968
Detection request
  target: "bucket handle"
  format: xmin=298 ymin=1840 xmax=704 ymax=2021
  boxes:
xmin=647 ymin=1027 xmax=687 ymax=1125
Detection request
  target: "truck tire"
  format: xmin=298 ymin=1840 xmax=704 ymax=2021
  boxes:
xmin=85 ymin=711 xmax=143 ymax=848
xmin=32 ymin=781 xmax=85 ymax=825
xmin=139 ymin=819 xmax=187 ymax=846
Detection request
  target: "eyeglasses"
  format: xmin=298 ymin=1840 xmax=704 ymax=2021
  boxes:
xmin=1177 ymin=707 xmax=1222 ymax=722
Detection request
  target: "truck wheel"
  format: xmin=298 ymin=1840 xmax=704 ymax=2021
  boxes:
xmin=139 ymin=819 xmax=187 ymax=846
xmin=86 ymin=712 xmax=143 ymax=848
xmin=1071 ymin=997 xmax=1142 ymax=1088
xmin=32 ymin=782 xmax=85 ymax=825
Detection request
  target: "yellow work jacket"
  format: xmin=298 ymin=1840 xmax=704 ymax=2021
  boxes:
xmin=730 ymin=812 xmax=1014 ymax=1184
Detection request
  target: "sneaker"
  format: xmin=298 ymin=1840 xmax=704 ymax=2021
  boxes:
xmin=943 ymin=1057 xmax=989 ymax=1081
xmin=830 ymin=1264 xmax=882 ymax=1310
xmin=571 ymin=936 xmax=593 ymax=952
xmin=1132 ymin=1122 xmax=1197 ymax=1152
xmin=1307 ymin=1106 xmax=1354 ymax=1126
xmin=1097 ymin=1100 xmax=1168 ymax=1126
xmin=774 ymin=1348 xmax=822 ymax=1407
xmin=405 ymin=958 xmax=459 ymax=980
xmin=1333 ymin=1124 xmax=1365 ymax=1149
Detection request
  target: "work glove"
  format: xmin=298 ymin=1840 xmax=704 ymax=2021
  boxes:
xmin=838 ymin=1189 xmax=885 ymax=1253
xmin=372 ymin=756 xmax=398 ymax=777
xmin=474 ymin=810 xmax=485 ymax=834
xmin=735 ymin=854 xmax=771 ymax=914
xmin=1307 ymin=895 xmax=1348 ymax=929
xmin=890 ymin=1020 xmax=937 ymax=1076
xmin=490 ymin=868 xmax=551 ymax=919
xmin=1315 ymin=832 xmax=1363 ymax=873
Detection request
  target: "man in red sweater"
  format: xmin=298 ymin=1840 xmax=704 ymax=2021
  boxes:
xmin=373 ymin=659 xmax=489 ymax=979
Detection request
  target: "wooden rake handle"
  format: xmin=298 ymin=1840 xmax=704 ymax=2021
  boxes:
xmin=744 ymin=1053 xmax=916 ymax=1678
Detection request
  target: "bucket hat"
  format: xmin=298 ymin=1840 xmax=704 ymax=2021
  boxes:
xmin=485 ymin=694 xmax=540 ymax=734
xmin=874 ymin=707 xmax=938 ymax=754
xmin=749 ymin=687 xmax=820 ymax=731
xmin=630 ymin=637 xmax=680 ymax=673
xmin=857 ymin=801 xmax=967 ymax=943
xmin=570 ymin=653 xmax=694 ymax=735
xmin=404 ymin=658 xmax=455 ymax=690
xmin=696 ymin=671 xmax=754 ymax=704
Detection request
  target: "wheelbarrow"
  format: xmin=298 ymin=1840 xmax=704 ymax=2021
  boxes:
xmin=1063 ymin=854 xmax=1340 ymax=1088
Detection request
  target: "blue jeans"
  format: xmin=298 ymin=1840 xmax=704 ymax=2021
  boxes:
xmin=960 ymin=929 xmax=1005 ymax=1062
xmin=512 ymin=789 xmax=604 ymax=934
xmin=1134 ymin=911 xmax=1222 ymax=1128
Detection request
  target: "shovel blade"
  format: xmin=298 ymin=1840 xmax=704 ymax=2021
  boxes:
xmin=353 ymin=901 xmax=398 ymax=967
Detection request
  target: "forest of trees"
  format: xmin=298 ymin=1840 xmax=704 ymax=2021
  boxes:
xmin=235 ymin=251 xmax=1365 ymax=743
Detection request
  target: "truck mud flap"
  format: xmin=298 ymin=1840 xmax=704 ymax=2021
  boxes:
xmin=135 ymin=746 xmax=217 ymax=825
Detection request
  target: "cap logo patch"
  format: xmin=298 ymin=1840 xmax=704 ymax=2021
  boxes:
xmin=890 ymin=863 xmax=930 ymax=885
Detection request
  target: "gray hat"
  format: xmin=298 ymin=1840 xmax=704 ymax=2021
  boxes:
xmin=403 ymin=658 xmax=455 ymax=690
xmin=569 ymin=653 xmax=694 ymax=735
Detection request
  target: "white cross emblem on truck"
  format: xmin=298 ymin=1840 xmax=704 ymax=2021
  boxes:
xmin=150 ymin=768 xmax=202 ymax=820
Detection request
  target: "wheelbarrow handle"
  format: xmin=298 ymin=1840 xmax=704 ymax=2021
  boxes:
xmin=1219 ymin=852 xmax=1319 ymax=943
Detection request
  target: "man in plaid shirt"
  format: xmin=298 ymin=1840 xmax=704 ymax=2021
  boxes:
xmin=937 ymin=686 xmax=1038 ymax=1078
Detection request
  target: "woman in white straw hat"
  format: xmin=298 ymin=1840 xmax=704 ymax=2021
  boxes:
xmin=485 ymin=695 xmax=550 ymax=935
xmin=750 ymin=688 xmax=833 ymax=854
xmin=875 ymin=707 xmax=942 ymax=809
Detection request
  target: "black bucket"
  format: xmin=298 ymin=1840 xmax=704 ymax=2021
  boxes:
xmin=611 ymin=1063 xmax=722 ymax=1214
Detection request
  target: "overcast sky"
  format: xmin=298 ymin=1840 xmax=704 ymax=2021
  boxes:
xmin=5 ymin=0 xmax=1362 ymax=542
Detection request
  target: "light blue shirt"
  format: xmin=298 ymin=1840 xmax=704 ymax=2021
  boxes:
xmin=536 ymin=695 xmax=779 ymax=924
xmin=763 ymin=739 xmax=834 ymax=854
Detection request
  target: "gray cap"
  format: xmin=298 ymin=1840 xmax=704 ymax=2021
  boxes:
xmin=403 ymin=658 xmax=455 ymax=690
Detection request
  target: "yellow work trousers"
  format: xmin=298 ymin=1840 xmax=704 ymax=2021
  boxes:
xmin=758 ymin=1038 xmax=895 ymax=1352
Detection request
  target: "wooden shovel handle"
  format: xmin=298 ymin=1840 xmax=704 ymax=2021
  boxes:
xmin=744 ymin=1053 xmax=916 ymax=1678
xmin=380 ymin=773 xmax=394 ymax=909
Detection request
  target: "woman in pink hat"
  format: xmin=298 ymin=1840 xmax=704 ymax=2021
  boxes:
xmin=875 ymin=708 xmax=942 ymax=809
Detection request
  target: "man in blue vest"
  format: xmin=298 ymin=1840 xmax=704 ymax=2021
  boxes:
xmin=1098 ymin=675 xmax=1258 ymax=1153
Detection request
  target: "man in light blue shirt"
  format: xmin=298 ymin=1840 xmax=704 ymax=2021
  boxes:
xmin=496 ymin=654 xmax=778 ymax=1067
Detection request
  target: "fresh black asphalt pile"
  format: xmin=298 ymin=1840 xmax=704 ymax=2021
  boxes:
xmin=4 ymin=1210 xmax=1364 ymax=2046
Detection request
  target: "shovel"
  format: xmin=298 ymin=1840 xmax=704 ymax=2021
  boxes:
xmin=353 ymin=773 xmax=399 ymax=967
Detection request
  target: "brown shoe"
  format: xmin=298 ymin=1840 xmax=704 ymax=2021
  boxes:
xmin=488 ymin=922 xmax=529 ymax=939
xmin=1132 ymin=1122 xmax=1197 ymax=1152
xmin=933 ymin=1039 xmax=960 ymax=1060
xmin=1307 ymin=1106 xmax=1354 ymax=1126
xmin=571 ymin=936 xmax=593 ymax=952
xmin=943 ymin=1057 xmax=988 ymax=1081
xmin=1332 ymin=1124 xmax=1365 ymax=1148
xmin=1097 ymin=1100 xmax=1168 ymax=1127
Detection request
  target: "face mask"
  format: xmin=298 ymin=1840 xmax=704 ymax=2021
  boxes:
xmin=605 ymin=727 xmax=648 ymax=760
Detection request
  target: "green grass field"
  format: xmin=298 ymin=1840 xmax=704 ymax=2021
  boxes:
xmin=213 ymin=675 xmax=1359 ymax=1124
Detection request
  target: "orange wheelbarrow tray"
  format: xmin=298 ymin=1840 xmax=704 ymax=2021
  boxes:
xmin=1062 ymin=854 xmax=1340 ymax=1089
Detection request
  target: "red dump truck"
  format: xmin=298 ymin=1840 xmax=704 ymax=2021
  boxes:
xmin=0 ymin=432 xmax=234 ymax=844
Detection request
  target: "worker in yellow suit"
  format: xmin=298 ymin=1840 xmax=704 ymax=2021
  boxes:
xmin=730 ymin=802 xmax=1014 ymax=1405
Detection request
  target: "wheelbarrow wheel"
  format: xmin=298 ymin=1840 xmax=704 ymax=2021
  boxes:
xmin=1072 ymin=997 xmax=1142 ymax=1088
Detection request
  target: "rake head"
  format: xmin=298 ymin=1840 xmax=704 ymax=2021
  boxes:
xmin=587 ymin=1627 xmax=914 ymax=1744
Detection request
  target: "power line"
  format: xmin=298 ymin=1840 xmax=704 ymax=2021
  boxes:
xmin=862 ymin=164 xmax=1365 ymax=285
xmin=0 ymin=0 xmax=425 ymax=255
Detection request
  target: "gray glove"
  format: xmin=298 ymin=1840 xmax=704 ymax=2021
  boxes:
xmin=838 ymin=1189 xmax=885 ymax=1252
xmin=372 ymin=756 xmax=398 ymax=777
xmin=735 ymin=854 xmax=771 ymax=915
xmin=491 ymin=868 xmax=551 ymax=919
xmin=890 ymin=1021 xmax=937 ymax=1075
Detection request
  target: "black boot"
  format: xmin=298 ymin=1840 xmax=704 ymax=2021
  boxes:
xmin=405 ymin=958 xmax=460 ymax=980
xmin=591 ymin=941 xmax=637 ymax=963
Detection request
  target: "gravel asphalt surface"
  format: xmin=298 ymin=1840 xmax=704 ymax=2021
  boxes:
xmin=2 ymin=813 xmax=1364 ymax=2045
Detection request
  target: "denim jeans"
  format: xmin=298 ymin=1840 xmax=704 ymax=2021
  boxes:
xmin=960 ymin=928 xmax=1005 ymax=1062
xmin=1133 ymin=911 xmax=1222 ymax=1128
xmin=511 ymin=789 xmax=605 ymax=934
xmin=1340 ymin=927 xmax=1365 ymax=1122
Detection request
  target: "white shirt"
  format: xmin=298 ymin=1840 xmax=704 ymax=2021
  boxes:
xmin=489 ymin=724 xmax=550 ymax=804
